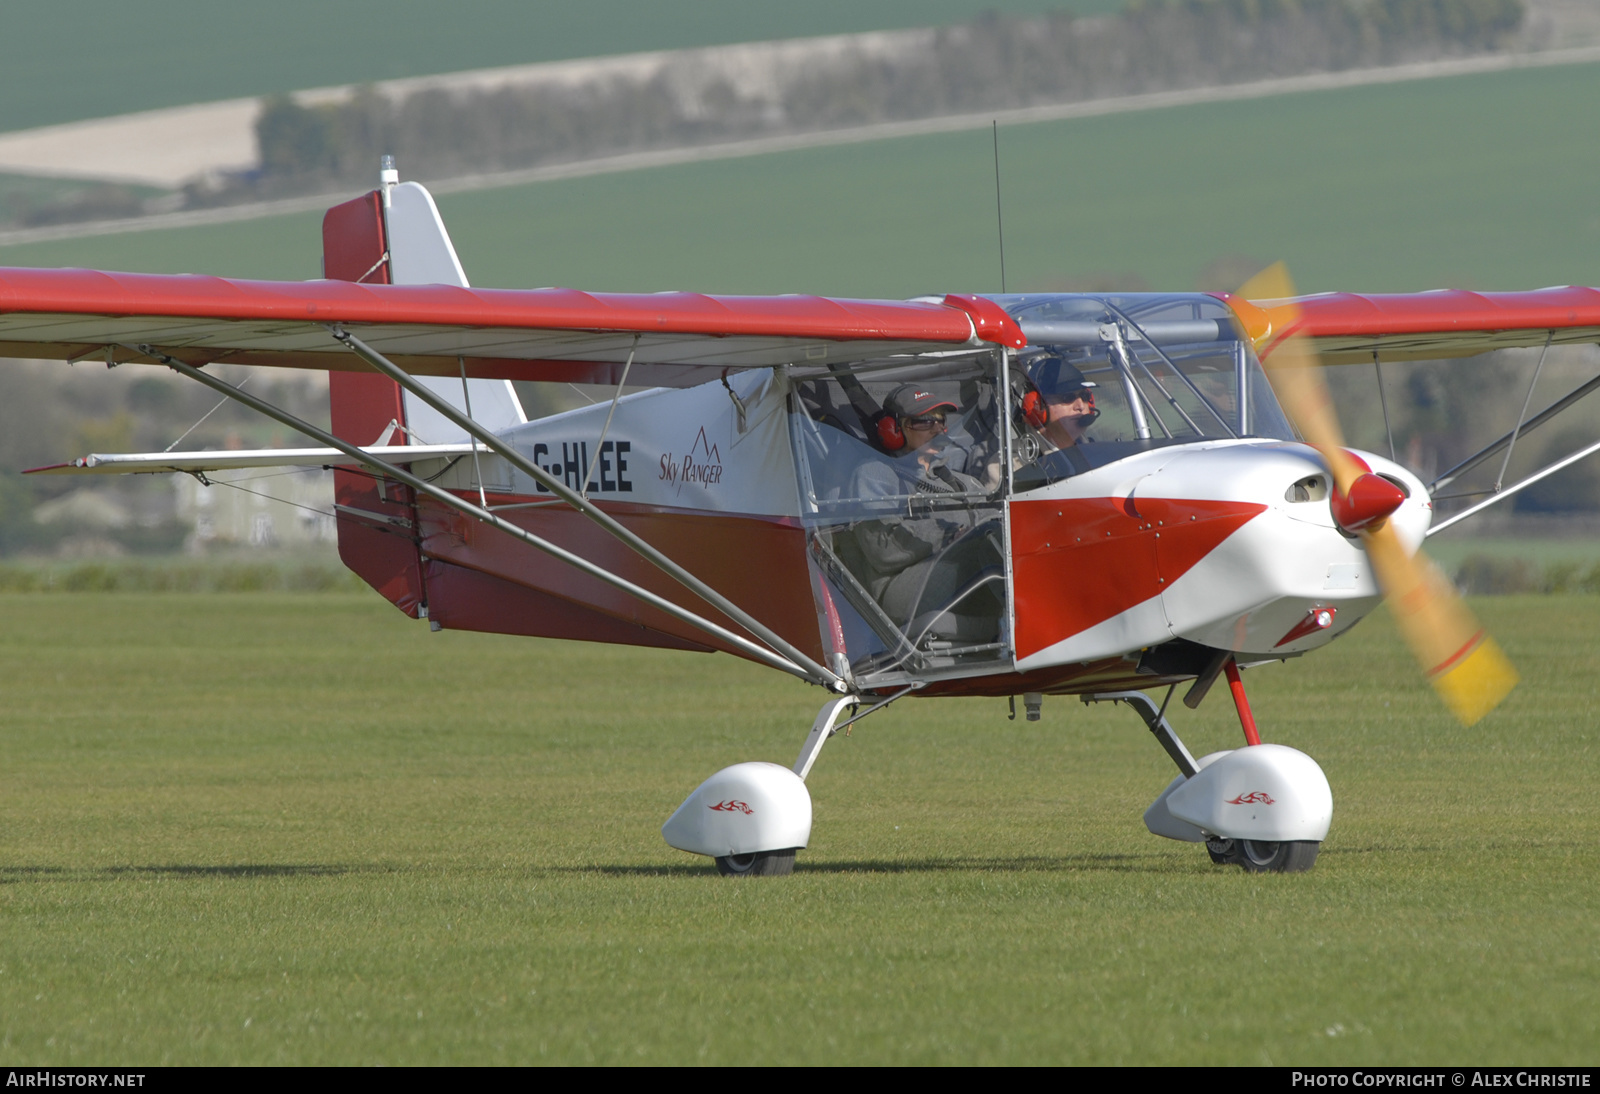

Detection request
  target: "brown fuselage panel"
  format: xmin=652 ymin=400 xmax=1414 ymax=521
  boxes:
xmin=415 ymin=496 xmax=824 ymax=666
xmin=423 ymin=559 xmax=716 ymax=651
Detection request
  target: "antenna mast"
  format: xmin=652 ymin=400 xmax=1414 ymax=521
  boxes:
xmin=992 ymin=121 xmax=1007 ymax=294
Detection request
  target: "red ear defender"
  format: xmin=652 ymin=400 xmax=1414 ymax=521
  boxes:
xmin=875 ymin=412 xmax=906 ymax=451
xmin=1020 ymin=389 xmax=1048 ymax=430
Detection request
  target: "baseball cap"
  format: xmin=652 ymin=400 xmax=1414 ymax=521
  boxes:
xmin=884 ymin=384 xmax=958 ymax=418
xmin=1027 ymin=354 xmax=1097 ymax=396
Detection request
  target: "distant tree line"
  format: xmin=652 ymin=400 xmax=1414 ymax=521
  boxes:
xmin=218 ymin=0 xmax=1523 ymax=202
xmin=0 ymin=362 xmax=328 ymax=556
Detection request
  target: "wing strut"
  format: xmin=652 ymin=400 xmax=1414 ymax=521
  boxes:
xmin=130 ymin=343 xmax=841 ymax=690
xmin=1428 ymin=434 xmax=1600 ymax=536
xmin=1430 ymin=359 xmax=1600 ymax=492
xmin=327 ymin=327 xmax=845 ymax=692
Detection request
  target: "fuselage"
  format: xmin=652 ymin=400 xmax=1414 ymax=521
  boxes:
xmin=401 ymin=292 xmax=1423 ymax=697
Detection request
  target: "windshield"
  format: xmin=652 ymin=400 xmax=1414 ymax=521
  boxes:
xmin=991 ymin=292 xmax=1295 ymax=490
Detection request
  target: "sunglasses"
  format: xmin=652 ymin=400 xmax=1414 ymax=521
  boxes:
xmin=1049 ymin=389 xmax=1093 ymax=403
xmin=903 ymin=415 xmax=947 ymax=430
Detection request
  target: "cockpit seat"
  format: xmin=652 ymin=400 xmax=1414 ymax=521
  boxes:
xmin=903 ymin=566 xmax=1005 ymax=646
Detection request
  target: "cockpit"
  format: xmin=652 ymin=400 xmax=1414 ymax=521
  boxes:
xmin=790 ymin=349 xmax=1007 ymax=682
xmin=787 ymin=292 xmax=1295 ymax=686
xmin=1001 ymin=292 xmax=1296 ymax=490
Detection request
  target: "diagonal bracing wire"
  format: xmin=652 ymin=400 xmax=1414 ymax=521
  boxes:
xmin=164 ymin=374 xmax=251 ymax=452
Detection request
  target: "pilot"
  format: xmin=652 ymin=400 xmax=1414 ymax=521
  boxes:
xmin=849 ymin=385 xmax=1000 ymax=631
xmin=1028 ymin=354 xmax=1099 ymax=450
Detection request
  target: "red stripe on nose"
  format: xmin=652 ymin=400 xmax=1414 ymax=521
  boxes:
xmin=1010 ymin=497 xmax=1266 ymax=659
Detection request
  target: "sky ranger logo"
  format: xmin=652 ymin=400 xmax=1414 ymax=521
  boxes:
xmin=1226 ymin=791 xmax=1276 ymax=805
xmin=658 ymin=426 xmax=724 ymax=494
xmin=708 ymin=800 xmax=753 ymax=815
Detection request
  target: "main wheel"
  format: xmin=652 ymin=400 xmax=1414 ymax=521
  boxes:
xmin=1236 ymin=839 xmax=1319 ymax=874
xmin=714 ymin=849 xmax=797 ymax=877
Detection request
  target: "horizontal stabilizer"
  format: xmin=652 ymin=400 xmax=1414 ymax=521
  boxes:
xmin=26 ymin=444 xmax=479 ymax=475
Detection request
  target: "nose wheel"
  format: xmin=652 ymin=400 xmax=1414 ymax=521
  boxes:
xmin=715 ymin=849 xmax=797 ymax=877
xmin=1206 ymin=837 xmax=1320 ymax=873
xmin=1097 ymin=664 xmax=1333 ymax=874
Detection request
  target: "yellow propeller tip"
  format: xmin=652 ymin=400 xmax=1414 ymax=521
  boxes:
xmin=1432 ymin=638 xmax=1519 ymax=726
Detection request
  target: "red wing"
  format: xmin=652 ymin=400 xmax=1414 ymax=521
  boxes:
xmin=0 ymin=268 xmax=1021 ymax=386
xmin=9 ymin=263 xmax=1589 ymax=379
xmin=1236 ymin=286 xmax=1600 ymax=364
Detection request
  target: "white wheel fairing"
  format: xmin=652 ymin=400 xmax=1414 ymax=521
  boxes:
xmin=1162 ymin=745 xmax=1333 ymax=843
xmin=1144 ymin=772 xmax=1209 ymax=843
xmin=662 ymin=762 xmax=813 ymax=858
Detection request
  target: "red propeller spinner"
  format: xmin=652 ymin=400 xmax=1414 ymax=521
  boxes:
xmin=1330 ymin=472 xmax=1407 ymax=533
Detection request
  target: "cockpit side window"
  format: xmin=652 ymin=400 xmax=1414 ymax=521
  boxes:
xmin=789 ymin=354 xmax=1010 ymax=683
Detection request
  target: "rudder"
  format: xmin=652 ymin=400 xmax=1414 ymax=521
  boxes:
xmin=323 ymin=189 xmax=428 ymax=617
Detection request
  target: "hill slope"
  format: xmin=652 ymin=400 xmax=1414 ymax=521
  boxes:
xmin=0 ymin=0 xmax=1118 ymax=133
xmin=2 ymin=61 xmax=1595 ymax=297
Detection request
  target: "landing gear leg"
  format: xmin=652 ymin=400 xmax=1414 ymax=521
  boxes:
xmin=700 ymin=696 xmax=853 ymax=877
xmin=794 ymin=695 xmax=855 ymax=781
xmin=1223 ymin=658 xmax=1262 ymax=747
xmin=1082 ymin=689 xmax=1199 ymax=778
xmin=1210 ymin=661 xmax=1320 ymax=872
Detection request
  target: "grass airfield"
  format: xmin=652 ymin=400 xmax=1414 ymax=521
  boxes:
xmin=0 ymin=592 xmax=1595 ymax=1065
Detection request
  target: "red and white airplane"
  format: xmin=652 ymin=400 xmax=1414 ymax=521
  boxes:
xmin=7 ymin=163 xmax=1599 ymax=875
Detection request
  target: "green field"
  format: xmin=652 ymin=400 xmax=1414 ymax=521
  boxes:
xmin=0 ymin=592 xmax=1595 ymax=1065
xmin=4 ymin=60 xmax=1598 ymax=299
xmin=1426 ymin=534 xmax=1600 ymax=572
xmin=0 ymin=0 xmax=1121 ymax=133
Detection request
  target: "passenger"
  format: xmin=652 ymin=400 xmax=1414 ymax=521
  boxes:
xmin=849 ymin=385 xmax=1001 ymax=633
xmin=1028 ymin=355 xmax=1099 ymax=450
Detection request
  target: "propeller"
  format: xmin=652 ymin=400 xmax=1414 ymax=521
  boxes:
xmin=1228 ymin=263 xmax=1518 ymax=726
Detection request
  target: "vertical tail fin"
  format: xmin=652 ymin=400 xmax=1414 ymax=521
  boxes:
xmin=323 ymin=190 xmax=406 ymax=445
xmin=324 ymin=176 xmax=527 ymax=445
xmin=385 ymin=180 xmax=526 ymax=441
xmin=322 ymin=188 xmax=427 ymax=616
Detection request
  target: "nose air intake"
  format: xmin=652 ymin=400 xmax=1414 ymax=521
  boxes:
xmin=1330 ymin=472 xmax=1406 ymax=533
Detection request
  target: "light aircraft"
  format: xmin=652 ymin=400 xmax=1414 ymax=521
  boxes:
xmin=7 ymin=161 xmax=1600 ymax=876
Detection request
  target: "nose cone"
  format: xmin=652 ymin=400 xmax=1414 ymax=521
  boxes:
xmin=1331 ymin=473 xmax=1406 ymax=533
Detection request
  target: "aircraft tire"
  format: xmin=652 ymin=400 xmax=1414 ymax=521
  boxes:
xmin=715 ymin=849 xmax=797 ymax=877
xmin=1236 ymin=839 xmax=1319 ymax=873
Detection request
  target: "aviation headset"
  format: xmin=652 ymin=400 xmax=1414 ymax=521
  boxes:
xmin=1012 ymin=371 xmax=1051 ymax=433
xmin=875 ymin=412 xmax=908 ymax=452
